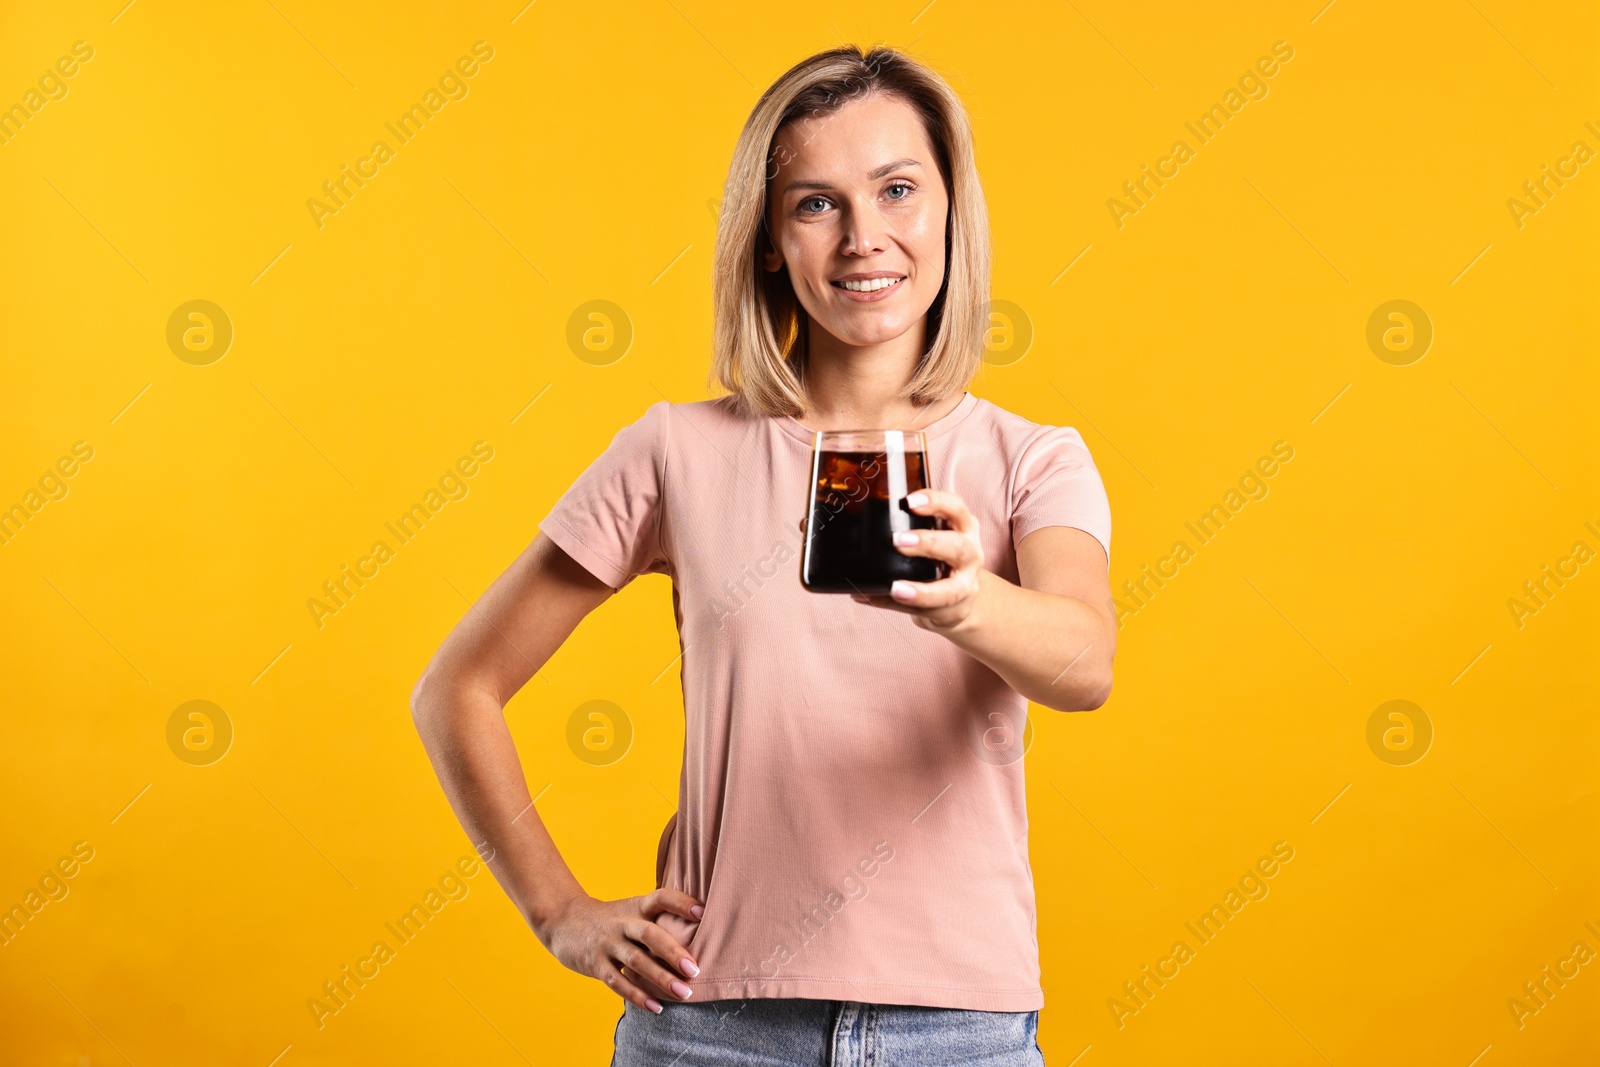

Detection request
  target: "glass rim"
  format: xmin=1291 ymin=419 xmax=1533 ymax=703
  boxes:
xmin=811 ymin=428 xmax=929 ymax=450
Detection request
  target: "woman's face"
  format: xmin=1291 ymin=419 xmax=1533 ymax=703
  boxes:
xmin=763 ymin=91 xmax=949 ymax=349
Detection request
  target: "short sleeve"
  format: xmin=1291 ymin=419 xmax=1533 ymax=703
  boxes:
xmin=1010 ymin=425 xmax=1112 ymax=564
xmin=539 ymin=401 xmax=671 ymax=589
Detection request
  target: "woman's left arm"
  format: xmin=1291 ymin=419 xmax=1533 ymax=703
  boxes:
xmin=850 ymin=488 xmax=1116 ymax=712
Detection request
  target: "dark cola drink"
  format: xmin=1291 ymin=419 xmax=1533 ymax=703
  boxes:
xmin=800 ymin=429 xmax=948 ymax=595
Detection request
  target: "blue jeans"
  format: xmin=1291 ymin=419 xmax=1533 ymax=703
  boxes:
xmin=610 ymin=998 xmax=1046 ymax=1066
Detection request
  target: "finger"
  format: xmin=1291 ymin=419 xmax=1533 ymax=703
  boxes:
xmin=626 ymin=918 xmax=699 ymax=980
xmin=621 ymin=964 xmax=679 ymax=1009
xmin=904 ymin=488 xmax=977 ymax=531
xmin=892 ymin=528 xmax=981 ymax=568
xmin=601 ymin=961 xmax=664 ymax=1015
xmin=851 ymin=591 xmax=926 ymax=617
xmin=614 ymin=938 xmax=697 ymax=1002
xmin=888 ymin=570 xmax=979 ymax=608
xmin=849 ymin=592 xmax=894 ymax=607
xmin=642 ymin=886 xmax=705 ymax=924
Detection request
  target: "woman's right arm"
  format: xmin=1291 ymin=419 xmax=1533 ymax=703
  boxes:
xmin=408 ymin=532 xmax=701 ymax=1014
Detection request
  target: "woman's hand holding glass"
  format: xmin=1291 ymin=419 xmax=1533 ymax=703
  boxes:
xmin=850 ymin=488 xmax=985 ymax=633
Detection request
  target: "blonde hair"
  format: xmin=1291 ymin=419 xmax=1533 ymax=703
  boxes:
xmin=708 ymin=45 xmax=991 ymax=418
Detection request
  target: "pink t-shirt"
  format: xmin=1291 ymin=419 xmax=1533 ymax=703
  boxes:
xmin=538 ymin=389 xmax=1111 ymax=1012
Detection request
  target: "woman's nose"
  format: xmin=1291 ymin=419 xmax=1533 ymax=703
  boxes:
xmin=840 ymin=197 xmax=887 ymax=255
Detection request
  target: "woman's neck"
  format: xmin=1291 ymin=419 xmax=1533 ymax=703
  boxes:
xmin=797 ymin=319 xmax=960 ymax=431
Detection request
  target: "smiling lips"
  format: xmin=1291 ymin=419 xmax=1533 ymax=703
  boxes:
xmin=831 ymin=272 xmax=906 ymax=300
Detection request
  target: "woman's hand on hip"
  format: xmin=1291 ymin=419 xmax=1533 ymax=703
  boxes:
xmin=541 ymin=888 xmax=704 ymax=1014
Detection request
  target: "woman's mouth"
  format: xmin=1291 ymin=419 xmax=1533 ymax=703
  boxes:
xmin=831 ymin=276 xmax=904 ymax=302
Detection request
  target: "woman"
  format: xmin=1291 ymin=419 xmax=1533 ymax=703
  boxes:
xmin=411 ymin=44 xmax=1115 ymax=1066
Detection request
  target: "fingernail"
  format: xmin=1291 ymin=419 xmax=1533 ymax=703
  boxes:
xmin=646 ymin=998 xmax=663 ymax=1014
xmin=893 ymin=530 xmax=917 ymax=546
xmin=671 ymin=980 xmax=694 ymax=999
xmin=891 ymin=581 xmax=916 ymax=601
xmin=906 ymin=492 xmax=928 ymax=507
xmin=682 ymin=957 xmax=700 ymax=977
xmin=690 ymin=904 xmax=704 ymax=919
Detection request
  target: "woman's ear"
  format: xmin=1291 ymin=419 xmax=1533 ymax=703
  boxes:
xmin=758 ymin=213 xmax=784 ymax=272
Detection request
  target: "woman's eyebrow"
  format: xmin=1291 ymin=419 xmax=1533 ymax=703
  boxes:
xmin=783 ymin=158 xmax=922 ymax=193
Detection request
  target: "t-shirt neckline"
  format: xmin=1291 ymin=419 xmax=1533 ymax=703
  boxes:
xmin=775 ymin=391 xmax=979 ymax=445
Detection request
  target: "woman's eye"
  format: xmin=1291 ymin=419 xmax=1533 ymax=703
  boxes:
xmin=885 ymin=182 xmax=914 ymax=201
xmin=800 ymin=196 xmax=829 ymax=215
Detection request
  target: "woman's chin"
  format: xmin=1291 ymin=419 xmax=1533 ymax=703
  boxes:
xmin=811 ymin=317 xmax=917 ymax=349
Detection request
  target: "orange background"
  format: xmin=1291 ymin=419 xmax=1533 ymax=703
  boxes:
xmin=1 ymin=1 xmax=1595 ymax=1063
